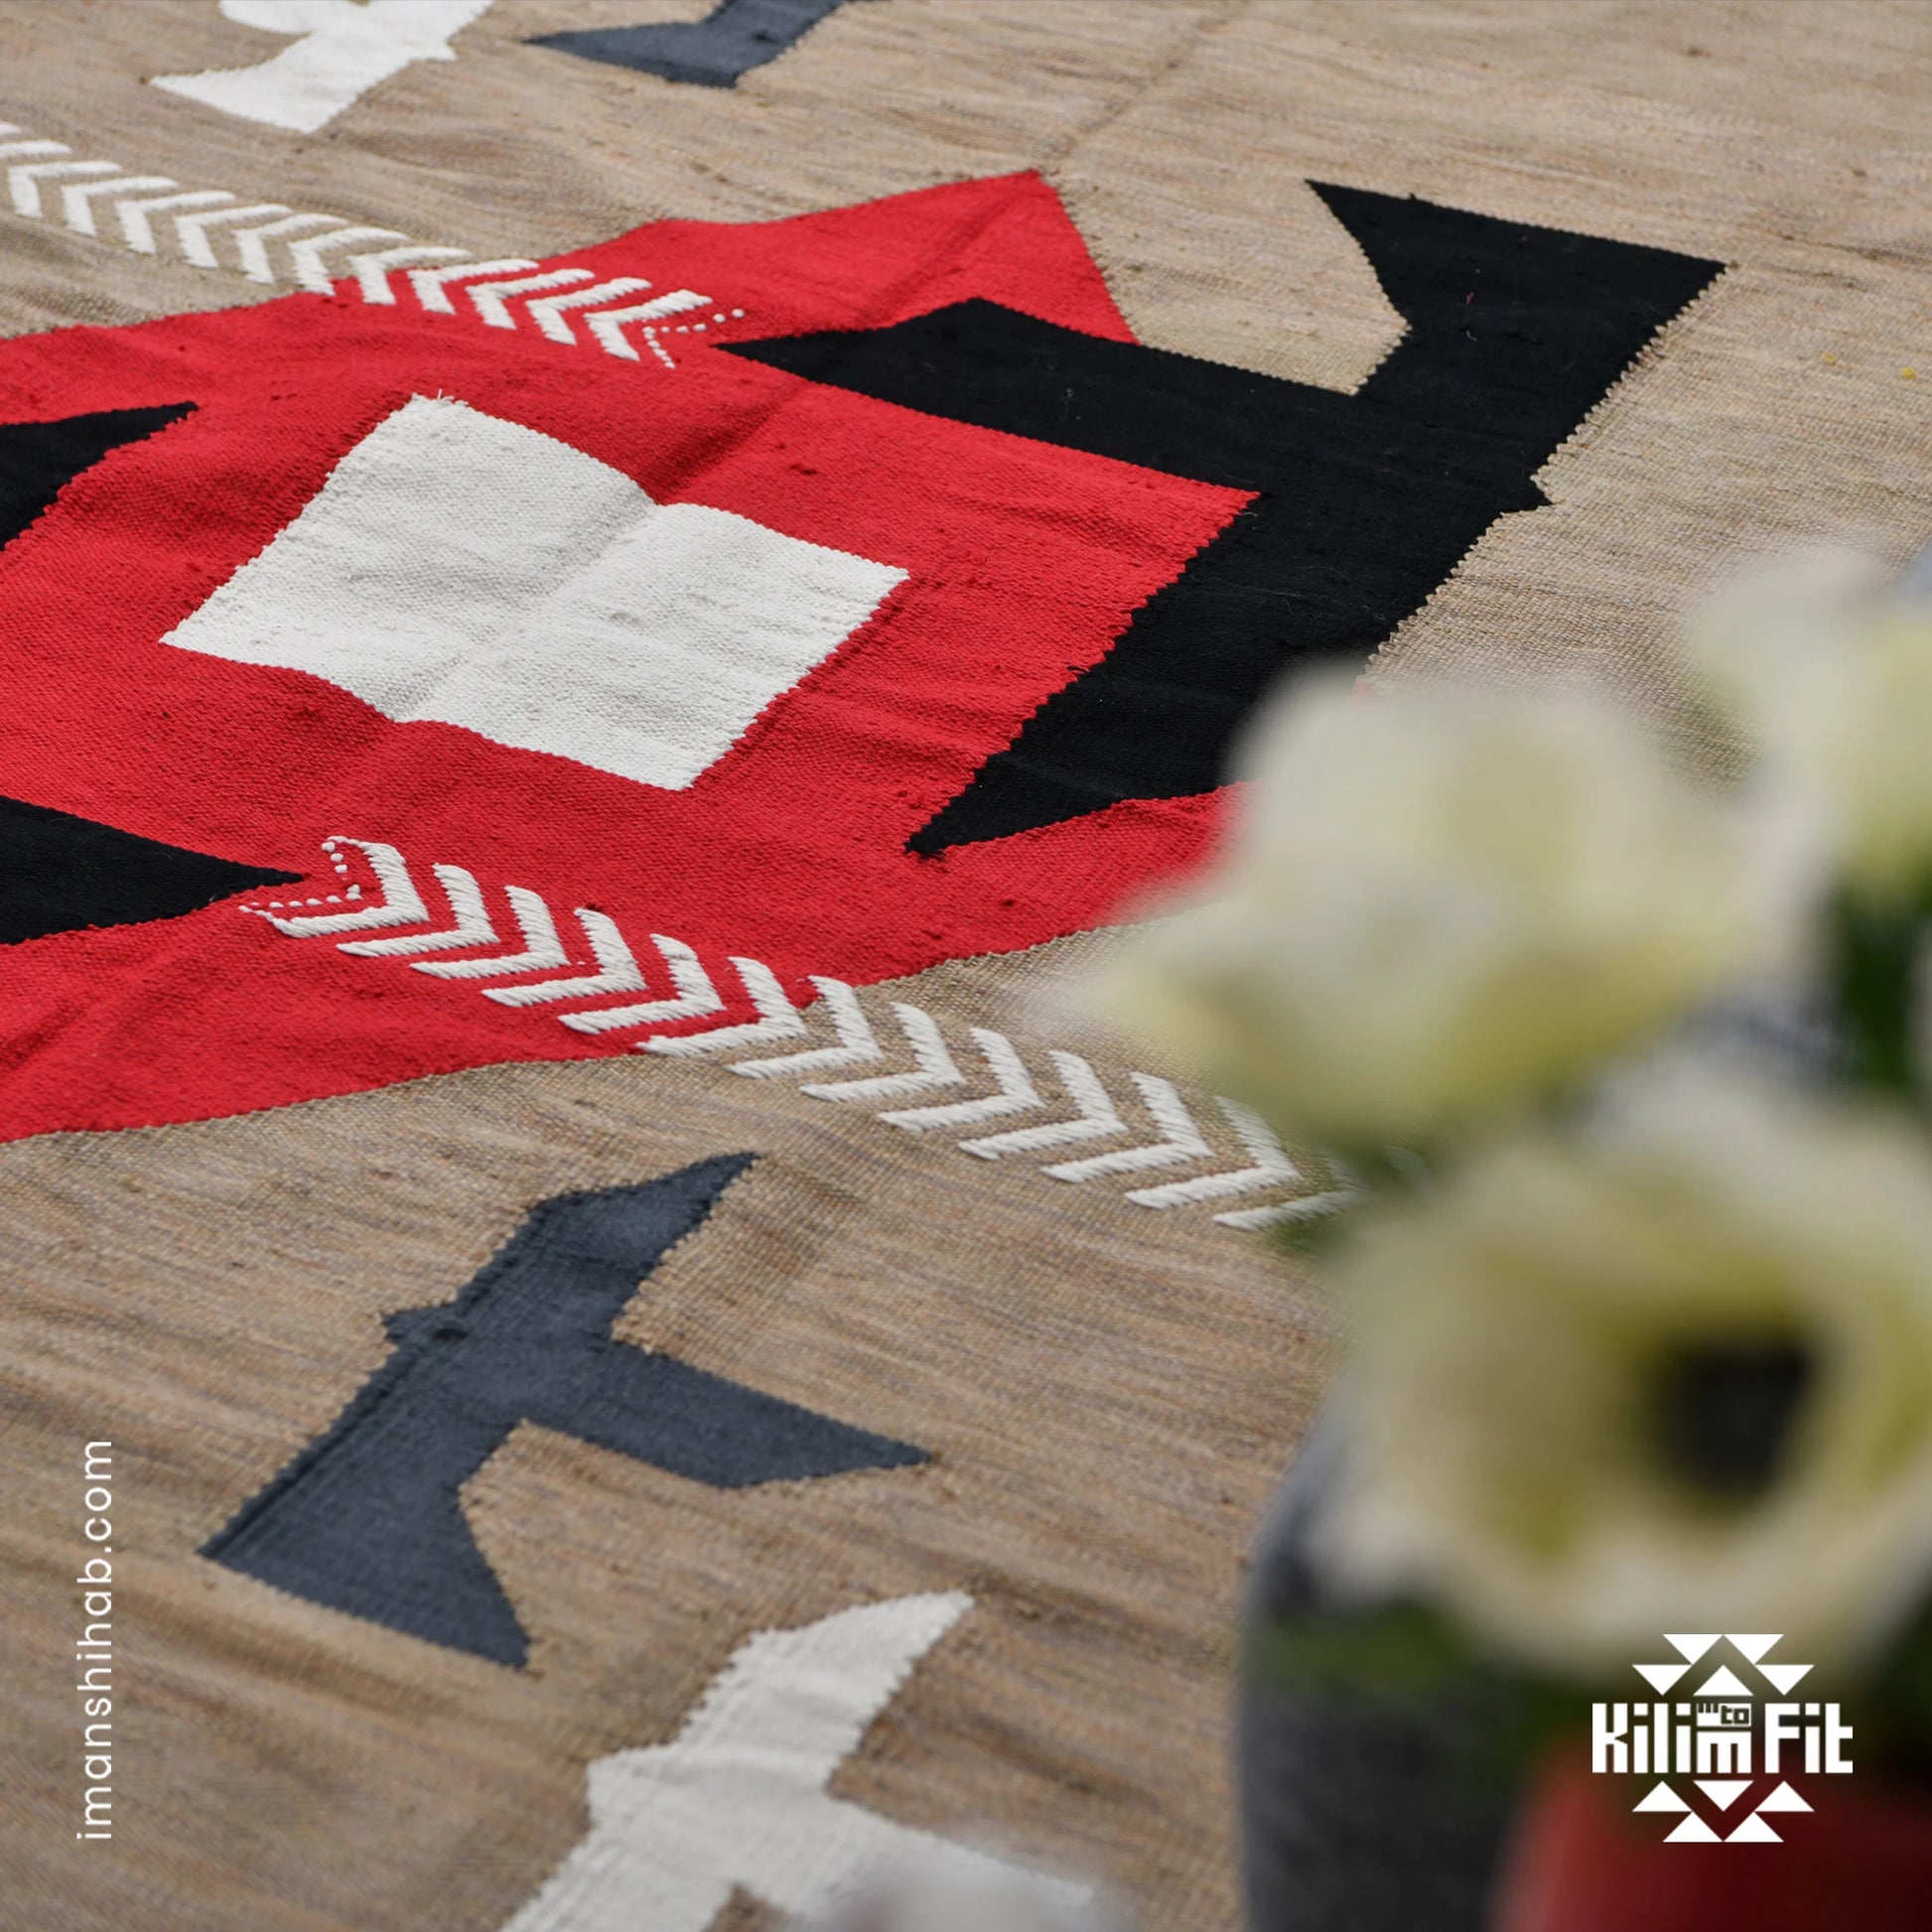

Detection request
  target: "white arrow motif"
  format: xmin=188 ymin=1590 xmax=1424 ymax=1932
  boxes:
xmin=800 ymin=1004 xmax=963 ymax=1102
xmin=522 ymin=276 xmax=654 ymax=345
xmin=640 ymin=958 xmax=809 ymax=1057
xmin=408 ymin=256 xmax=537 ymax=313
xmin=60 ymin=175 xmax=177 ymax=236
xmin=1124 ymin=1099 xmax=1300 ymax=1207
xmin=500 ymin=1592 xmax=1085 ymax=1932
xmin=468 ymin=266 xmax=594 ymax=329
xmin=244 ymin=838 xmax=429 ymax=936
xmin=233 ymin=211 xmax=346 ymax=283
xmin=174 ymin=202 xmax=292 ymax=268
xmin=558 ymin=937 xmax=722 ymax=1034
xmin=339 ymin=865 xmax=495 ymax=956
xmin=286 ymin=224 xmax=409 ymax=294
xmin=0 ymin=139 xmax=69 ymax=179
xmin=880 ymin=1029 xmax=1040 ymax=1131
xmin=11 ymin=158 xmax=118 ymax=218
xmin=1043 ymin=1076 xmax=1210 ymax=1182
xmin=0 ymin=128 xmax=726 ymax=376
xmin=349 ymin=243 xmax=471 ymax=304
xmin=483 ymin=909 xmax=646 ymax=1007
xmin=959 ymin=1052 xmax=1123 ymax=1160
xmin=587 ymin=289 xmax=713 ymax=359
xmin=1214 ymin=1189 xmax=1357 ymax=1232
xmin=115 ymin=188 xmax=235 ymax=253
xmin=235 ymin=836 xmax=1302 ymax=1239
xmin=731 ymin=980 xmax=880 ymax=1078
xmin=412 ymin=886 xmax=569 ymax=979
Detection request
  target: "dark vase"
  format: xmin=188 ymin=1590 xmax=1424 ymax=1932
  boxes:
xmin=1236 ymin=1422 xmax=1517 ymax=1931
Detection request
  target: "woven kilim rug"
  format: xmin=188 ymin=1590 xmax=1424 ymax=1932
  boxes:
xmin=1 ymin=4 xmax=1925 ymax=1928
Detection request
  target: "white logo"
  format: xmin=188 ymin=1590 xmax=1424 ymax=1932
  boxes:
xmin=1591 ymin=1633 xmax=1851 ymax=1842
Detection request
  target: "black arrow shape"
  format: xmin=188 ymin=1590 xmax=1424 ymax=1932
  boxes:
xmin=723 ymin=186 xmax=1722 ymax=850
xmin=204 ymin=1156 xmax=925 ymax=1665
xmin=0 ymin=402 xmax=194 ymax=554
xmin=0 ymin=792 xmax=298 ymax=947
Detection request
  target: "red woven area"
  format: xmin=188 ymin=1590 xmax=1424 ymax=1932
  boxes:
xmin=0 ymin=174 xmax=1246 ymax=1140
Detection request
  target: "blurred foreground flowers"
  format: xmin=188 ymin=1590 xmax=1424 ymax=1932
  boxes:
xmin=1694 ymin=556 xmax=1932 ymax=904
xmin=1104 ymin=555 xmax=1932 ymax=1767
xmin=1330 ymin=1075 xmax=1932 ymax=1678
xmin=1106 ymin=671 xmax=1792 ymax=1150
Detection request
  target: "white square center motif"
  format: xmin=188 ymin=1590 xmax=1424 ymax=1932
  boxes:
xmin=164 ymin=395 xmax=906 ymax=789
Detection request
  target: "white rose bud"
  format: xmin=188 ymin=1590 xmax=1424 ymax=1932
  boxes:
xmin=1104 ymin=671 xmax=1785 ymax=1147
xmin=1691 ymin=556 xmax=1932 ymax=902
xmin=1324 ymin=1074 xmax=1932 ymax=1676
xmin=797 ymin=1862 xmax=1122 ymax=1932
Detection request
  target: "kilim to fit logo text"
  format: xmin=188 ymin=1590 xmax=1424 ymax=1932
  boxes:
xmin=1593 ymin=1634 xmax=1851 ymax=1843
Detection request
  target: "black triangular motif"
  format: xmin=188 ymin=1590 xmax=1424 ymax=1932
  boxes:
xmin=0 ymin=402 xmax=196 ymax=554
xmin=0 ymin=793 xmax=300 ymax=947
xmin=726 ymin=189 xmax=1722 ymax=850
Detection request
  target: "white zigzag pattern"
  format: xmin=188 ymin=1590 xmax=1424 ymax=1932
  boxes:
xmin=243 ymin=838 xmax=1353 ymax=1235
xmin=0 ymin=123 xmax=740 ymax=369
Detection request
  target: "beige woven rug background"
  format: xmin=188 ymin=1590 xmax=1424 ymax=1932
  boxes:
xmin=0 ymin=5 xmax=1926 ymax=1928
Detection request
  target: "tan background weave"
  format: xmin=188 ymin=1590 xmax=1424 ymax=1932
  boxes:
xmin=0 ymin=4 xmax=1927 ymax=1928
xmin=0 ymin=1009 xmax=1332 ymax=1929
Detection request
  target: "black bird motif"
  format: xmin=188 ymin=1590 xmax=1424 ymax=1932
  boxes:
xmin=723 ymin=185 xmax=1723 ymax=850
xmin=205 ymin=1156 xmax=926 ymax=1665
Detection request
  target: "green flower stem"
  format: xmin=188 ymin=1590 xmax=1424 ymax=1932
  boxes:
xmin=1266 ymin=1143 xmax=1424 ymax=1259
xmin=1334 ymin=1143 xmax=1435 ymax=1197
xmin=1830 ymin=890 xmax=1929 ymax=1104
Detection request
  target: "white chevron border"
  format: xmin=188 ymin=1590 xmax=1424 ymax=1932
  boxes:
xmin=242 ymin=838 xmax=1354 ymax=1235
xmin=0 ymin=122 xmax=742 ymax=368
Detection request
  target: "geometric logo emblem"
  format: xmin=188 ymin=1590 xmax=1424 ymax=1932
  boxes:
xmin=1594 ymin=1633 xmax=1852 ymax=1843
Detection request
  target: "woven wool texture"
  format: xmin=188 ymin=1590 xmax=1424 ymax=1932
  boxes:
xmin=0 ymin=4 xmax=1927 ymax=1930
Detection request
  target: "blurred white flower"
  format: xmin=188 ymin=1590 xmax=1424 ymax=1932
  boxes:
xmin=1323 ymin=1074 xmax=1932 ymax=1676
xmin=1103 ymin=671 xmax=1787 ymax=1146
xmin=798 ymin=1862 xmax=1123 ymax=1932
xmin=1691 ymin=555 xmax=1932 ymax=901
